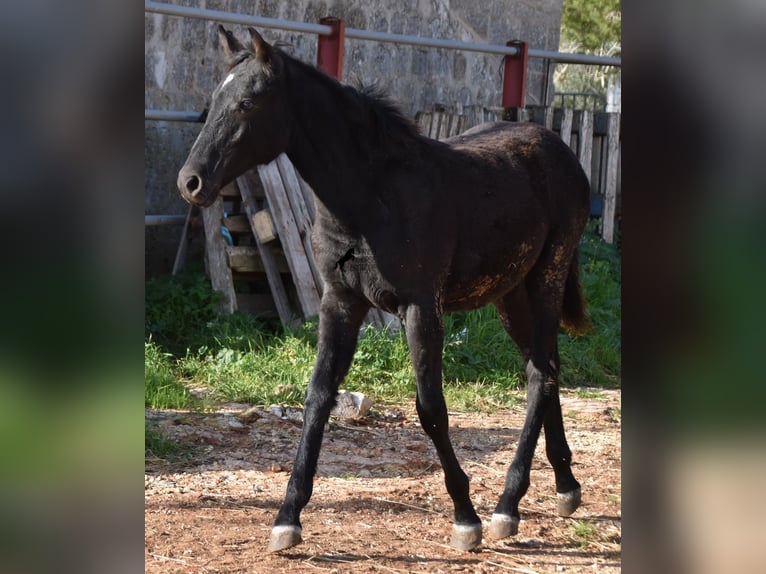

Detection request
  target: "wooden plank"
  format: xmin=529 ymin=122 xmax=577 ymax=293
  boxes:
xmin=431 ymin=110 xmax=443 ymax=139
xmin=456 ymin=114 xmax=467 ymax=135
xmin=447 ymin=114 xmax=462 ymax=138
xmin=223 ymin=214 xmax=251 ymax=233
xmin=171 ymin=204 xmax=194 ymax=276
xmin=602 ymin=112 xmax=621 ymax=244
xmin=415 ymin=111 xmax=432 ymax=137
xmin=543 ymin=106 xmax=554 ymax=130
xmin=252 ymin=210 xmax=277 ymax=243
xmin=275 ymin=154 xmax=324 ymax=296
xmin=236 ymin=174 xmax=297 ymax=326
xmin=577 ymin=110 xmax=594 ymax=184
xmin=201 ymin=195 xmax=237 ymax=314
xmin=297 ymin=176 xmax=316 ymax=222
xmin=220 ymin=185 xmax=240 ymax=198
xmin=256 ymin=162 xmax=322 ymax=318
xmin=560 ymin=108 xmax=573 ymax=150
xmin=226 ymin=245 xmax=290 ymax=274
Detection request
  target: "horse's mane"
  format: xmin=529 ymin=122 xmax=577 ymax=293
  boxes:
xmin=279 ymin=50 xmax=422 ymax=160
xmin=348 ymin=83 xmax=422 ymax=146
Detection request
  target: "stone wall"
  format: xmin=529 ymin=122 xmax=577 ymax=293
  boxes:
xmin=145 ymin=0 xmax=564 ymax=275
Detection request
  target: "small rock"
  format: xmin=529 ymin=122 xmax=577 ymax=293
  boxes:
xmin=237 ymin=406 xmax=263 ymax=424
xmin=284 ymin=408 xmax=304 ymax=422
xmin=331 ymin=390 xmax=372 ymax=419
xmin=268 ymin=405 xmax=284 ymax=418
xmin=225 ymin=417 xmax=245 ymax=430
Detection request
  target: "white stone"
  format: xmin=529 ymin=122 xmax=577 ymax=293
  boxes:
xmin=330 ymin=390 xmax=372 ymax=419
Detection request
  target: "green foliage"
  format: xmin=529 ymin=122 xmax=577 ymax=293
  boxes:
xmin=561 ymin=0 xmax=621 ymax=53
xmin=145 ymin=424 xmax=195 ymax=461
xmin=556 ymin=0 xmax=621 ymax=100
xmin=145 ymin=271 xmax=222 ymax=355
xmin=144 ymin=340 xmax=195 ymax=409
xmin=145 ymin=230 xmax=620 ymax=412
xmin=571 ymin=519 xmax=599 ymax=548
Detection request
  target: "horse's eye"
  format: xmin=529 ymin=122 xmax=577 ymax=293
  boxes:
xmin=239 ymin=99 xmax=254 ymax=112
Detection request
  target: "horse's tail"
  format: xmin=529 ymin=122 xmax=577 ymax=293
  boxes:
xmin=561 ymin=249 xmax=591 ymax=336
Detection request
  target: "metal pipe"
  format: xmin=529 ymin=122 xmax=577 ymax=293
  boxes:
xmin=145 ymin=1 xmax=331 ymax=35
xmin=145 ymin=215 xmax=188 ymax=226
xmin=145 ymin=109 xmax=204 ymax=122
xmin=528 ymin=49 xmax=621 ymax=67
xmin=344 ymin=28 xmax=518 ymax=56
xmin=144 ymin=1 xmax=620 ymax=67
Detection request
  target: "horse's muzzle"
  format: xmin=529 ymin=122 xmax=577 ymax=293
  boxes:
xmin=177 ymin=166 xmax=216 ymax=207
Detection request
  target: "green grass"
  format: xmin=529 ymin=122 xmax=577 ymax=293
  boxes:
xmin=571 ymin=519 xmax=599 ymax=549
xmin=145 ymin=339 xmax=195 ymax=410
xmin=145 ymin=424 xmax=196 ymax=461
xmin=145 ymin=227 xmax=620 ymax=413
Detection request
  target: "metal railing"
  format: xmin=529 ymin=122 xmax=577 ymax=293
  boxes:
xmin=144 ymin=1 xmax=621 ymax=67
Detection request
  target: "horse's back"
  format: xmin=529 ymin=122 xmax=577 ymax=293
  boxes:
xmin=444 ymin=121 xmax=590 ymax=217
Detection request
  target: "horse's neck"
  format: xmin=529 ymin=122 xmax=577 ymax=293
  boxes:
xmin=283 ymin=61 xmax=373 ymax=224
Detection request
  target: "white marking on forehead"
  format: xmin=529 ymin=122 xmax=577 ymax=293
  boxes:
xmin=221 ymin=72 xmax=236 ymax=88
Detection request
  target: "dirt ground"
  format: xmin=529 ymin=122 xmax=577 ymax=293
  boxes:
xmin=145 ymin=389 xmax=621 ymax=573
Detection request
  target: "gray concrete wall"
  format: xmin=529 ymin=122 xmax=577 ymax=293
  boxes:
xmin=145 ymin=0 xmax=564 ymax=275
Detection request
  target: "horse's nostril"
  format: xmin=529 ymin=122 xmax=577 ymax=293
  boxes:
xmin=186 ymin=175 xmax=201 ymax=194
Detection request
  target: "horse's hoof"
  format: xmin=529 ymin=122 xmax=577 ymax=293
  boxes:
xmin=557 ymin=488 xmax=582 ymax=517
xmin=267 ymin=525 xmax=302 ymax=552
xmin=488 ymin=513 xmax=519 ymax=539
xmin=451 ymin=523 xmax=482 ymax=551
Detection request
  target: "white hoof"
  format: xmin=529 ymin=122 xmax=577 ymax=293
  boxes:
xmin=268 ymin=525 xmax=302 ymax=552
xmin=488 ymin=513 xmax=519 ymax=539
xmin=557 ymin=488 xmax=582 ymax=517
xmin=451 ymin=523 xmax=482 ymax=551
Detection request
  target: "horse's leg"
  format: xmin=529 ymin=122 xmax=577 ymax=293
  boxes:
xmin=268 ymin=289 xmax=369 ymax=552
xmin=543 ymin=359 xmax=582 ymax=517
xmin=491 ymin=285 xmax=581 ymax=538
xmin=489 ymin=245 xmax=577 ymax=539
xmin=405 ymin=302 xmax=482 ymax=551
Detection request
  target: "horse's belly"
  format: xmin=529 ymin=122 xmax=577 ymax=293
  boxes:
xmin=443 ymin=240 xmax=542 ymax=311
xmin=444 ymin=275 xmax=516 ymax=311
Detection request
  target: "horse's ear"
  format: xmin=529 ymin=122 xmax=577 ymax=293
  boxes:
xmin=248 ymin=27 xmax=273 ymax=64
xmin=218 ymin=25 xmax=247 ymax=68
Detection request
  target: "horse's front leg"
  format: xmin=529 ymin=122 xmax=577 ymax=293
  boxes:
xmin=268 ymin=289 xmax=369 ymax=552
xmin=405 ymin=302 xmax=482 ymax=551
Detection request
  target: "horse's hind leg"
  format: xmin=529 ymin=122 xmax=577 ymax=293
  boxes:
xmin=268 ymin=288 xmax=369 ymax=552
xmin=489 ymin=252 xmax=581 ymax=539
xmin=405 ymin=301 xmax=482 ymax=551
xmin=543 ymin=371 xmax=582 ymax=517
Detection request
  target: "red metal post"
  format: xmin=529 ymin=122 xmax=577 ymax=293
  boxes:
xmin=317 ymin=17 xmax=345 ymax=80
xmin=502 ymin=40 xmax=528 ymax=108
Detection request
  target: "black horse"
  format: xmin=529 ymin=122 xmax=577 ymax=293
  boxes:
xmin=178 ymin=26 xmax=591 ymax=552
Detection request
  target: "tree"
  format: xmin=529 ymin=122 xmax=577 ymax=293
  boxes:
xmin=561 ymin=0 xmax=621 ymax=54
xmin=555 ymin=0 xmax=621 ymax=107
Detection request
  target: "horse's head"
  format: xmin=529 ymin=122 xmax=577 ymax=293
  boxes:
xmin=178 ymin=26 xmax=290 ymax=207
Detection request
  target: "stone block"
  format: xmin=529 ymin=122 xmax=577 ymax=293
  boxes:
xmin=331 ymin=390 xmax=372 ymax=419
